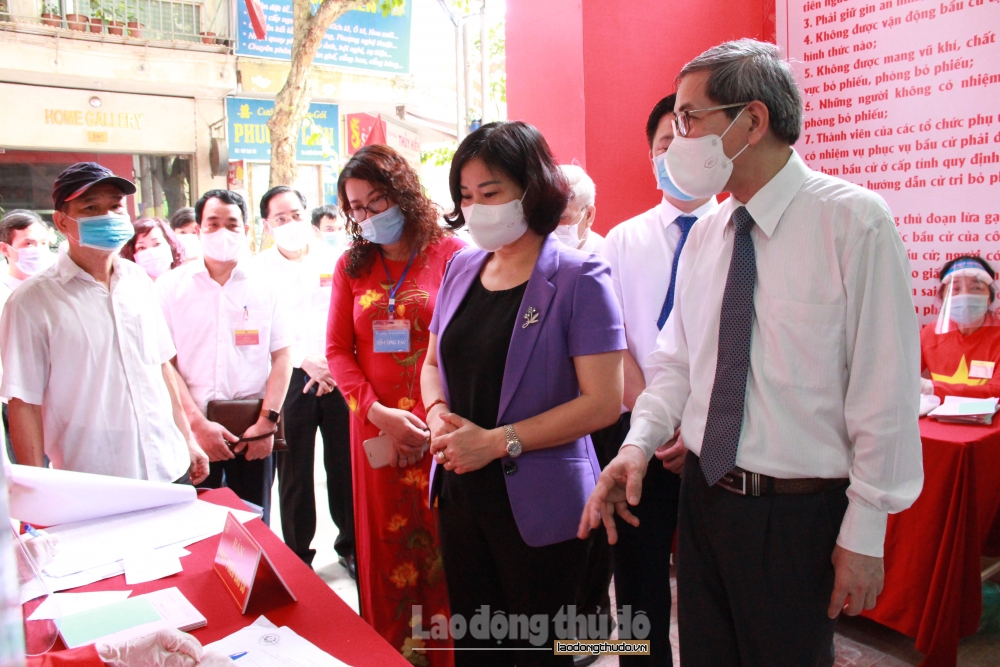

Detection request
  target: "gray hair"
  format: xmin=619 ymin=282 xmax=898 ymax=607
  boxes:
xmin=559 ymin=164 xmax=595 ymax=208
xmin=678 ymin=39 xmax=802 ymax=145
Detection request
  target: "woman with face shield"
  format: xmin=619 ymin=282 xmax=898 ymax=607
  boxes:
xmin=920 ymin=256 xmax=1000 ymax=399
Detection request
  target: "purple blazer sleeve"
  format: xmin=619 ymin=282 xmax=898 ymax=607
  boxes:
xmin=568 ymin=256 xmax=626 ymax=358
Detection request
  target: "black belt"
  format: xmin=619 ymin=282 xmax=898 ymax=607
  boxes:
xmin=716 ymin=466 xmax=847 ymax=496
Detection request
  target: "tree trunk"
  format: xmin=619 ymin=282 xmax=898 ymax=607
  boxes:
xmin=267 ymin=0 xmax=366 ymax=188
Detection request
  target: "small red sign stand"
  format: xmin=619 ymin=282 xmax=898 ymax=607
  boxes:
xmin=214 ymin=512 xmax=296 ymax=614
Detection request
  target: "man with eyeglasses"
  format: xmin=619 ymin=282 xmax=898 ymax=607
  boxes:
xmin=249 ymin=186 xmax=356 ymax=577
xmin=587 ymin=93 xmax=719 ymax=667
xmin=157 ymin=189 xmax=293 ymax=524
xmin=581 ymin=40 xmax=922 ymax=666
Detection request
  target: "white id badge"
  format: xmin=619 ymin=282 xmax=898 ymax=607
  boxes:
xmin=373 ymin=319 xmax=411 ymax=353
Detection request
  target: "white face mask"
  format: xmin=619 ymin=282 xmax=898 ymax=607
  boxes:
xmin=11 ymin=245 xmax=55 ymax=276
xmin=461 ymin=198 xmax=529 ymax=252
xmin=133 ymin=244 xmax=173 ymax=278
xmin=270 ymin=220 xmax=312 ymax=253
xmin=200 ymin=228 xmax=246 ymax=263
xmin=665 ymin=106 xmax=749 ymax=199
xmin=949 ymin=293 xmax=990 ymax=326
xmin=176 ymin=233 xmax=202 ymax=260
xmin=553 ymin=213 xmax=584 ymax=249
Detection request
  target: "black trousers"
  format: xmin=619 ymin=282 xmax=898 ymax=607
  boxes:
xmin=676 ymin=451 xmax=847 ymax=667
xmin=592 ymin=413 xmax=679 ymax=667
xmin=438 ymin=468 xmax=590 ymax=667
xmin=277 ymin=368 xmax=355 ymax=565
xmin=202 ymin=453 xmax=275 ymax=525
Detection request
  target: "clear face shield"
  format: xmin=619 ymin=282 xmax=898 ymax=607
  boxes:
xmin=935 ymin=261 xmax=998 ymax=335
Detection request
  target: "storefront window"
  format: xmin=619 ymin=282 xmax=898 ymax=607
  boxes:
xmin=0 ymin=150 xmax=191 ymax=222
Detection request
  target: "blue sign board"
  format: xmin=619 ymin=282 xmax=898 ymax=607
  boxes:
xmin=226 ymin=97 xmax=339 ymax=164
xmin=235 ymin=0 xmax=411 ymax=75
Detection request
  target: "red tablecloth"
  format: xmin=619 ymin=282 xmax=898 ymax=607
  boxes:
xmin=53 ymin=488 xmax=409 ymax=666
xmin=862 ymin=418 xmax=1000 ymax=667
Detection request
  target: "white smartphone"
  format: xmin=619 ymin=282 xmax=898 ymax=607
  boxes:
xmin=363 ymin=434 xmax=395 ymax=469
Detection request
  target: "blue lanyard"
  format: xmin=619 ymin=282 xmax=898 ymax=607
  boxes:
xmin=379 ymin=249 xmax=418 ymax=319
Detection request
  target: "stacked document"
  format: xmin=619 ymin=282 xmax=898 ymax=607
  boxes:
xmin=55 ymin=587 xmax=206 ymax=649
xmin=8 ymin=466 xmax=258 ymax=602
xmin=928 ymin=396 xmax=1000 ymax=424
xmin=207 ymin=618 xmax=351 ymax=667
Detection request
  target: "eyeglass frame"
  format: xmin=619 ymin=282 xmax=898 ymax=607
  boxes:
xmin=672 ymin=103 xmax=750 ymax=138
xmin=347 ymin=193 xmax=390 ymax=223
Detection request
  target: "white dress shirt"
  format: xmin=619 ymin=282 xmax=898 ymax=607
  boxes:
xmin=625 ymin=150 xmax=923 ymax=558
xmin=248 ymin=243 xmax=339 ymax=368
xmin=0 ymin=252 xmax=189 ymax=481
xmin=602 ymin=197 xmax=719 ymax=379
xmin=156 ymin=259 xmax=293 ymax=412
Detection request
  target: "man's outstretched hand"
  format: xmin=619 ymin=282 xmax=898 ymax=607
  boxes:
xmin=578 ymin=444 xmax=649 ymax=544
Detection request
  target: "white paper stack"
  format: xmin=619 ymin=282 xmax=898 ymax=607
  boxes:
xmin=206 ymin=618 xmax=351 ymax=667
xmin=928 ymin=396 xmax=1000 ymax=425
xmin=9 ymin=466 xmax=258 ymax=602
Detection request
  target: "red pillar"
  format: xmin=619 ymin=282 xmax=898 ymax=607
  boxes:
xmin=506 ymin=0 xmax=776 ymax=234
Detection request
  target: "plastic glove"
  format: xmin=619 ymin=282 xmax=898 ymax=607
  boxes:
xmin=920 ymin=377 xmax=935 ymax=396
xmin=195 ymin=651 xmax=236 ymax=667
xmin=22 ymin=527 xmax=60 ymax=569
xmin=97 ymin=629 xmax=204 ymax=667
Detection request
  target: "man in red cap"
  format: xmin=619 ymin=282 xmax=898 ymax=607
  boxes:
xmin=0 ymin=162 xmax=208 ymax=484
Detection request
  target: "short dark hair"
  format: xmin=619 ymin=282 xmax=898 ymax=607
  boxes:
xmin=938 ymin=255 xmax=996 ymax=302
xmin=0 ymin=209 xmax=45 ymax=245
xmin=646 ymin=94 xmax=676 ymax=148
xmin=311 ymin=205 xmax=339 ymax=228
xmin=195 ymin=189 xmax=248 ymax=226
xmin=260 ymin=186 xmax=306 ymax=220
xmin=168 ymin=207 xmax=195 ymax=230
xmin=445 ymin=121 xmax=570 ymax=237
xmin=679 ymin=39 xmax=802 ymax=145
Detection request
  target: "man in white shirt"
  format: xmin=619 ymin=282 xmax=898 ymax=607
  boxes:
xmin=554 ymin=165 xmax=603 ymax=253
xmin=250 ymin=188 xmax=355 ymax=575
xmin=158 ymin=189 xmax=293 ymax=524
xmin=0 ymin=210 xmax=57 ymax=463
xmin=0 ymin=162 xmax=207 ymax=484
xmin=588 ymin=93 xmax=718 ymax=666
xmin=581 ymin=40 xmax=923 ymax=666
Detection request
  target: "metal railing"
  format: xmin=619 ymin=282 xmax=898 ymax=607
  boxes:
xmin=0 ymin=0 xmax=231 ymax=47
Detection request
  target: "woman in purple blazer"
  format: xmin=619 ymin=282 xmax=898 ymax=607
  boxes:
xmin=420 ymin=121 xmax=626 ymax=665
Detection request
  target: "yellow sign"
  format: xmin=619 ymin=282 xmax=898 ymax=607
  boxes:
xmin=86 ymin=131 xmax=108 ymax=143
xmin=44 ymin=109 xmax=144 ymax=129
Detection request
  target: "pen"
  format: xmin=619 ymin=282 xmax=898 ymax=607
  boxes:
xmin=229 ymin=652 xmax=248 ymax=661
xmin=23 ymin=524 xmax=40 ymax=538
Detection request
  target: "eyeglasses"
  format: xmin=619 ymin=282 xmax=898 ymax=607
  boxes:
xmin=348 ymin=194 xmax=390 ymax=222
xmin=672 ymin=103 xmax=749 ymax=137
xmin=269 ymin=210 xmax=304 ymax=225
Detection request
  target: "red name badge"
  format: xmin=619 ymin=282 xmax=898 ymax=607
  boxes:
xmin=234 ymin=329 xmax=260 ymax=346
xmin=213 ymin=512 xmax=296 ymax=614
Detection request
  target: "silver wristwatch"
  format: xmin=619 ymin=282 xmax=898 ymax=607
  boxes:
xmin=503 ymin=424 xmax=523 ymax=458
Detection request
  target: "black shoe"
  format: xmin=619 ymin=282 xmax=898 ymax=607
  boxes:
xmin=338 ymin=554 xmax=357 ymax=580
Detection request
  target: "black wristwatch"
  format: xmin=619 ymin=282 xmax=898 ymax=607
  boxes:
xmin=261 ymin=408 xmax=280 ymax=423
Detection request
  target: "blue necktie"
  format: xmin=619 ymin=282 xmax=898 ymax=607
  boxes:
xmin=700 ymin=207 xmax=757 ymax=487
xmin=656 ymin=215 xmax=699 ymax=330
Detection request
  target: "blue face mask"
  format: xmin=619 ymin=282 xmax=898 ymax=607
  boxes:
xmin=653 ymin=151 xmax=696 ymax=202
xmin=358 ymin=205 xmax=404 ymax=245
xmin=72 ymin=213 xmax=134 ymax=252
